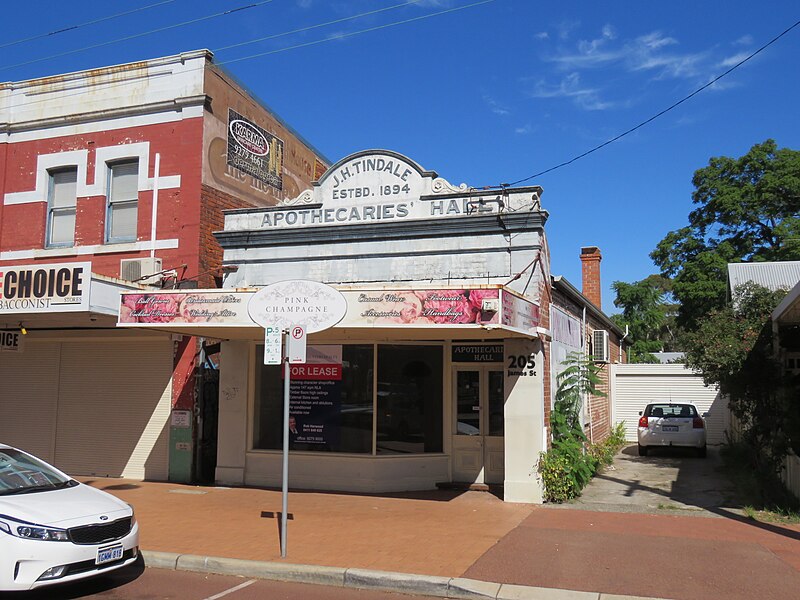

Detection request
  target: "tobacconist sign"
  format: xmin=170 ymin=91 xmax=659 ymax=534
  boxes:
xmin=0 ymin=262 xmax=91 ymax=313
xmin=227 ymin=108 xmax=284 ymax=190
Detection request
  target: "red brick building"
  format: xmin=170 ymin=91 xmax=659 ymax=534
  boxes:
xmin=0 ymin=50 xmax=328 ymax=482
xmin=550 ymin=246 xmax=627 ymax=443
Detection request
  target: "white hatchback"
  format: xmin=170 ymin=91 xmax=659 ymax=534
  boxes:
xmin=637 ymin=402 xmax=707 ymax=457
xmin=0 ymin=444 xmax=139 ymax=591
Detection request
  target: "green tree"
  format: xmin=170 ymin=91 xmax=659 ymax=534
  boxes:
xmin=684 ymin=282 xmax=797 ymax=502
xmin=651 ymin=139 xmax=800 ymax=329
xmin=611 ymin=274 xmax=679 ymax=362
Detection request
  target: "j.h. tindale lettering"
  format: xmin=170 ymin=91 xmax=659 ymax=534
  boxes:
xmin=1 ymin=267 xmax=84 ymax=300
xmin=331 ymin=158 xmax=412 ymax=187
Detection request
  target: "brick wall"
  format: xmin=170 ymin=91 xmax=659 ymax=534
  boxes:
xmin=199 ymin=185 xmax=252 ymax=288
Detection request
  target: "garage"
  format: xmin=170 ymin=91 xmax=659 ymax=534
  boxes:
xmin=0 ymin=336 xmax=172 ymax=479
xmin=612 ymin=363 xmax=729 ymax=445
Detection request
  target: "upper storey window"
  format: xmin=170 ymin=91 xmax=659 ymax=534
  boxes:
xmin=46 ymin=168 xmax=78 ymax=247
xmin=106 ymin=161 xmax=139 ymax=243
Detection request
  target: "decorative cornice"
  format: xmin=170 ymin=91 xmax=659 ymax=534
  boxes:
xmin=215 ymin=211 xmax=547 ymax=249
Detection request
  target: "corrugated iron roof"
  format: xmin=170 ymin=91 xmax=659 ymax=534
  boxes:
xmin=728 ymin=261 xmax=800 ymax=293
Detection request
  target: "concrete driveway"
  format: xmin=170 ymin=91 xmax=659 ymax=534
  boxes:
xmin=569 ymin=444 xmax=746 ymax=515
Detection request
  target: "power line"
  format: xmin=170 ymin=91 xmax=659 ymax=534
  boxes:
xmin=214 ymin=0 xmax=425 ymax=55
xmin=503 ymin=18 xmax=800 ymax=188
xmin=2 ymin=1 xmax=494 ymax=113
xmin=220 ymin=0 xmax=496 ymax=66
xmin=0 ymin=0 xmax=178 ymax=51
xmin=0 ymin=0 xmax=279 ymax=74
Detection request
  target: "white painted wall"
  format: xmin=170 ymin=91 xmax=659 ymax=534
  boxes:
xmin=503 ymin=338 xmax=545 ymax=503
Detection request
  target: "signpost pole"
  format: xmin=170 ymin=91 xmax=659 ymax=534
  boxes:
xmin=281 ymin=328 xmax=290 ymax=559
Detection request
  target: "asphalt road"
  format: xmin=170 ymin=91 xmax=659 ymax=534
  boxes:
xmin=2 ymin=560 xmax=437 ymax=600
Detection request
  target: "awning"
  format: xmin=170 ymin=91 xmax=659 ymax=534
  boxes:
xmin=117 ymin=286 xmax=546 ymax=341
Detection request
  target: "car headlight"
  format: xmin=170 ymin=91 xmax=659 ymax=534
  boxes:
xmin=0 ymin=518 xmax=68 ymax=542
xmin=127 ymin=503 xmax=136 ymax=527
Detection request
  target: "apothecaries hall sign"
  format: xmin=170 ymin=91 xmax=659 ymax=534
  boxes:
xmin=224 ymin=150 xmax=540 ymax=232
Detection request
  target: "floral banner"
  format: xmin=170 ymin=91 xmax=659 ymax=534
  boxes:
xmin=340 ymin=289 xmax=500 ymax=326
xmin=119 ymin=292 xmax=252 ymax=325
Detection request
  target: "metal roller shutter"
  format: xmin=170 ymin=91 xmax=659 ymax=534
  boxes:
xmin=54 ymin=340 xmax=172 ymax=479
xmin=0 ymin=341 xmax=60 ymax=462
xmin=613 ymin=364 xmax=728 ymax=445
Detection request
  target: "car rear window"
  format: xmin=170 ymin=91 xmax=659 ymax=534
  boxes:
xmin=645 ymin=404 xmax=698 ymax=418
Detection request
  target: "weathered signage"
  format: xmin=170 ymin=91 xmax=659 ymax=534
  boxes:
xmin=501 ymin=290 xmax=540 ymax=333
xmin=226 ymin=109 xmax=284 ymax=190
xmin=0 ymin=262 xmax=91 ymax=313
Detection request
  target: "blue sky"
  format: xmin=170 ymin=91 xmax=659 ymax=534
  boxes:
xmin=3 ymin=1 xmax=799 ymax=313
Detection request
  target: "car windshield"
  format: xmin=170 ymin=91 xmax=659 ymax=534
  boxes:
xmin=0 ymin=448 xmax=73 ymax=496
xmin=645 ymin=404 xmax=698 ymax=418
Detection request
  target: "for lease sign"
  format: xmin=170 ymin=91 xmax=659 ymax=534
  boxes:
xmin=0 ymin=262 xmax=91 ymax=313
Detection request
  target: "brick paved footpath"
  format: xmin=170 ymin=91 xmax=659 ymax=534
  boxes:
xmin=86 ymin=479 xmax=800 ymax=600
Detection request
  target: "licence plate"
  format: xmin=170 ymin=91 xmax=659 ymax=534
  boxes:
xmin=662 ymin=425 xmax=679 ymax=432
xmin=96 ymin=544 xmax=124 ymax=565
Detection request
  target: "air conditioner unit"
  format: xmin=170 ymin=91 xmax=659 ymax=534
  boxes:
xmin=120 ymin=257 xmax=163 ymax=285
xmin=592 ymin=329 xmax=610 ymax=363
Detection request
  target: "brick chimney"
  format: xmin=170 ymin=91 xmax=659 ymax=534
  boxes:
xmin=580 ymin=246 xmax=602 ymax=308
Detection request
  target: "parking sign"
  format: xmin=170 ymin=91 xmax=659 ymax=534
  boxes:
xmin=288 ymin=325 xmax=307 ymax=364
xmin=264 ymin=326 xmax=282 ymax=365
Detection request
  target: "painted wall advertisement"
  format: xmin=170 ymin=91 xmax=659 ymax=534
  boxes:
xmin=226 ymin=109 xmax=283 ymax=190
xmin=286 ymin=345 xmax=342 ymax=449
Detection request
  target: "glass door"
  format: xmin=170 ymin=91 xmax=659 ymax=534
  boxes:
xmin=451 ymin=367 xmax=505 ymax=484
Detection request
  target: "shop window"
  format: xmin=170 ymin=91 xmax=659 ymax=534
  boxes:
xmin=106 ymin=161 xmax=139 ymax=243
xmin=46 ymin=168 xmax=78 ymax=247
xmin=376 ymin=345 xmax=443 ymax=454
xmin=253 ymin=345 xmax=373 ymax=453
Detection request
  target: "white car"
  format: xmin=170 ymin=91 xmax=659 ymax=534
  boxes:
xmin=0 ymin=444 xmax=139 ymax=591
xmin=637 ymin=402 xmax=707 ymax=457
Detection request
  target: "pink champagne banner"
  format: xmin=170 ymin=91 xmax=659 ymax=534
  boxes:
xmin=340 ymin=289 xmax=500 ymax=326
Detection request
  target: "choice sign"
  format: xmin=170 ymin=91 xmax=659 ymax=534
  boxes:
xmin=247 ymin=280 xmax=347 ymax=334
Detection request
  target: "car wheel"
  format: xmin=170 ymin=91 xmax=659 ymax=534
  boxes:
xmin=697 ymin=445 xmax=707 ymax=458
xmin=638 ymin=444 xmax=647 ymax=456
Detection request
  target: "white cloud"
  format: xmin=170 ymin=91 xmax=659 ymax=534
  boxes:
xmin=557 ymin=19 xmax=580 ymax=41
xmin=530 ymin=73 xmax=614 ymax=111
xmin=483 ymin=94 xmax=510 ymax=116
xmin=534 ymin=31 xmax=549 ymax=41
xmin=734 ymin=34 xmax=754 ymax=46
xmin=719 ymin=51 xmax=751 ymax=68
xmin=515 ymin=123 xmax=535 ymax=135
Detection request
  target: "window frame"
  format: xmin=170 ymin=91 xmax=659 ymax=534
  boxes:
xmin=250 ymin=341 xmax=446 ymax=457
xmin=45 ymin=167 xmax=79 ymax=248
xmin=105 ymin=159 xmax=140 ymax=244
